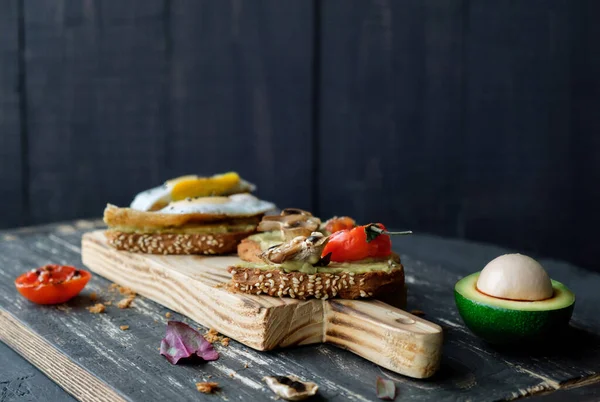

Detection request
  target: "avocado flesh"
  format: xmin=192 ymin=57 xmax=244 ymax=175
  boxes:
xmin=454 ymin=272 xmax=575 ymax=344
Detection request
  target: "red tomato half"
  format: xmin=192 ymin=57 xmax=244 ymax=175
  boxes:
xmin=15 ymin=264 xmax=92 ymax=305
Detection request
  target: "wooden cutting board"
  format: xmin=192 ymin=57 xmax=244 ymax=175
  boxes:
xmin=81 ymin=230 xmax=443 ymax=379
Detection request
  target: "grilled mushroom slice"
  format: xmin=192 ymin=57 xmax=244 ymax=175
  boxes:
xmin=263 ymin=376 xmax=319 ymax=401
xmin=258 ymin=209 xmax=321 ymax=241
xmin=260 ymin=232 xmax=329 ymax=265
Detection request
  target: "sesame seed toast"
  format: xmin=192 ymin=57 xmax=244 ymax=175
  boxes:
xmin=229 ymin=238 xmax=405 ymax=300
xmin=227 ymin=265 xmax=405 ymax=300
xmin=105 ymin=229 xmax=256 ymax=255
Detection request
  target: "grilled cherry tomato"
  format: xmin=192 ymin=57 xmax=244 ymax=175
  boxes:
xmin=15 ymin=265 xmax=91 ymax=305
xmin=322 ymin=224 xmax=411 ymax=262
xmin=324 ymin=216 xmax=356 ymax=234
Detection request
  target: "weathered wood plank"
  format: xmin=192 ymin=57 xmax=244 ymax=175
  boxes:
xmin=569 ymin=0 xmax=600 ymax=270
xmin=0 ymin=0 xmax=24 ymax=229
xmin=22 ymin=0 xmax=314 ymax=227
xmin=167 ymin=0 xmax=314 ymax=210
xmin=462 ymin=0 xmax=574 ymax=264
xmin=3 ymin=222 xmax=600 ymax=401
xmin=318 ymin=0 xmax=465 ymax=234
xmin=24 ymin=0 xmax=169 ymax=225
xmin=0 ymin=341 xmax=75 ymax=402
xmin=0 ymin=309 xmax=126 ymax=402
xmin=316 ymin=0 xmax=592 ymax=271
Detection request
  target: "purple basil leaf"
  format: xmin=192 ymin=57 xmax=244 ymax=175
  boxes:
xmin=160 ymin=321 xmax=219 ymax=364
xmin=376 ymin=377 xmax=396 ymax=400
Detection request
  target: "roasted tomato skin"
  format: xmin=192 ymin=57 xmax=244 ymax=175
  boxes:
xmin=322 ymin=223 xmax=392 ymax=262
xmin=14 ymin=265 xmax=92 ymax=305
xmin=324 ymin=216 xmax=356 ymax=234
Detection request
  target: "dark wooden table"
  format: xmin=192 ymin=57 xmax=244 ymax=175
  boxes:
xmin=1 ymin=220 xmax=599 ymax=402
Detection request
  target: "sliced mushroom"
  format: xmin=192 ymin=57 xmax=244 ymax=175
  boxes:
xmin=258 ymin=209 xmax=321 ymax=241
xmin=263 ymin=376 xmax=319 ymax=401
xmin=261 ymin=232 xmax=329 ymax=265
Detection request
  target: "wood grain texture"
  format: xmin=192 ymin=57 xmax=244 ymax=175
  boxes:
xmin=0 ymin=341 xmax=76 ymax=402
xmin=167 ymin=0 xmax=314 ymax=210
xmin=318 ymin=0 xmax=465 ymax=234
xmin=317 ymin=0 xmax=596 ymax=270
xmin=22 ymin=0 xmax=313 ymax=227
xmin=81 ymin=230 xmax=442 ymax=379
xmin=0 ymin=0 xmax=24 ymax=229
xmin=2 ymin=221 xmax=600 ymax=401
xmin=0 ymin=309 xmax=125 ymax=402
xmin=24 ymin=0 xmax=169 ymax=224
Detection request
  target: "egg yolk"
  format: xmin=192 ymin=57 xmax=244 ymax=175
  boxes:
xmin=167 ymin=172 xmax=241 ymax=201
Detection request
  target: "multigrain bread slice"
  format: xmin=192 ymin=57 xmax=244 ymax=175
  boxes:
xmin=227 ymin=264 xmax=404 ymax=300
xmin=105 ymin=229 xmax=256 ymax=255
xmin=232 ymin=236 xmax=405 ymax=300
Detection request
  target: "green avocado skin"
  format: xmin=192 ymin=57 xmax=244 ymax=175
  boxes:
xmin=454 ymin=291 xmax=574 ymax=344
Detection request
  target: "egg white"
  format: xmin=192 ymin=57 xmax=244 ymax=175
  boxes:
xmin=158 ymin=193 xmax=276 ymax=216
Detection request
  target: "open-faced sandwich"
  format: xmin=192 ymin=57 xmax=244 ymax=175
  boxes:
xmin=228 ymin=209 xmax=410 ymax=300
xmin=103 ymin=172 xmax=276 ymax=255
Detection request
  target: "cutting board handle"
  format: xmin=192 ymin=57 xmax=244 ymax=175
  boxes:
xmin=323 ymin=299 xmax=443 ymax=379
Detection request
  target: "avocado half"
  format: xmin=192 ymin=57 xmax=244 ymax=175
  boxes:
xmin=454 ymin=272 xmax=575 ymax=344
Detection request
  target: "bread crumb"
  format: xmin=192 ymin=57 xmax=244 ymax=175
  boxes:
xmin=104 ymin=301 xmax=112 ymax=306
xmin=108 ymin=283 xmax=136 ymax=297
xmin=204 ymin=328 xmax=220 ymax=343
xmin=196 ymin=382 xmax=219 ymax=394
xmin=165 ymin=312 xmax=172 ymax=318
xmin=119 ymin=286 xmax=136 ymax=296
xmin=87 ymin=303 xmax=106 ymax=314
xmin=90 ymin=292 xmax=97 ymax=301
xmin=410 ymin=309 xmax=425 ymax=316
xmin=55 ymin=304 xmax=70 ymax=312
xmin=220 ymin=337 xmax=230 ymax=347
xmin=207 ymin=375 xmax=212 ymax=379
xmin=120 ymin=325 xmax=129 ymax=331
xmin=229 ymin=372 xmax=235 ymax=378
xmin=243 ymin=362 xmax=249 ymax=369
xmin=117 ymin=296 xmax=135 ymax=309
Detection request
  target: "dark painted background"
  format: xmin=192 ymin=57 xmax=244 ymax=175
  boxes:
xmin=0 ymin=0 xmax=599 ymax=270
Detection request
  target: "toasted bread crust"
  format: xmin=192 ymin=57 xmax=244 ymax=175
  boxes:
xmin=227 ymin=265 xmax=404 ymax=300
xmin=104 ymin=204 xmax=264 ymax=229
xmin=105 ymin=229 xmax=255 ymax=255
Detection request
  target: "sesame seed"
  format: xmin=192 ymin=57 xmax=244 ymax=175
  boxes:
xmin=266 ymin=273 xmax=273 ymax=278
xmin=258 ymin=275 xmax=265 ymax=282
xmin=360 ymin=290 xmax=367 ymax=297
xmin=244 ymin=272 xmax=249 ymax=280
xmin=231 ymin=270 xmax=237 ymax=275
xmin=349 ymin=272 xmax=355 ymax=276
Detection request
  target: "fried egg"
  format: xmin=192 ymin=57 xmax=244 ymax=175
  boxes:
xmin=159 ymin=193 xmax=276 ymax=216
xmin=130 ymin=172 xmax=256 ymax=211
